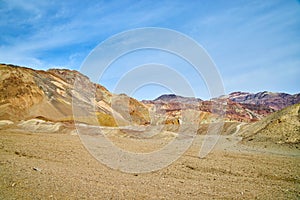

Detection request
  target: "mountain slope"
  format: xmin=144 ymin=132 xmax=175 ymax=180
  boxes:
xmin=0 ymin=64 xmax=150 ymax=126
xmin=240 ymin=102 xmax=300 ymax=145
xmin=1 ymin=64 xmax=299 ymax=129
xmin=153 ymin=94 xmax=202 ymax=104
xmin=144 ymin=94 xmax=275 ymax=123
xmin=227 ymin=91 xmax=300 ymax=111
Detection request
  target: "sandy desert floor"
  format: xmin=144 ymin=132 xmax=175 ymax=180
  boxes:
xmin=0 ymin=126 xmax=299 ymax=199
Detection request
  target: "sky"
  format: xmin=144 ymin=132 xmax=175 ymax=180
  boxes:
xmin=0 ymin=0 xmax=299 ymax=100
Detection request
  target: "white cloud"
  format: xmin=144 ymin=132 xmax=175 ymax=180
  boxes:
xmin=0 ymin=0 xmax=299 ymax=97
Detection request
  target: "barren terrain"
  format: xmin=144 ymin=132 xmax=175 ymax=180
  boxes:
xmin=0 ymin=125 xmax=299 ymax=199
xmin=0 ymin=64 xmax=299 ymax=199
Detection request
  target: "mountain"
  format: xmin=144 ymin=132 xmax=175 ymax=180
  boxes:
xmin=153 ymin=94 xmax=202 ymax=104
xmin=226 ymin=91 xmax=300 ymax=111
xmin=1 ymin=63 xmax=299 ymax=129
xmin=142 ymin=94 xmax=203 ymax=115
xmin=0 ymin=64 xmax=150 ymax=126
xmin=144 ymin=94 xmax=275 ymax=123
xmin=145 ymin=90 xmax=300 ymax=124
xmin=240 ymin=102 xmax=300 ymax=146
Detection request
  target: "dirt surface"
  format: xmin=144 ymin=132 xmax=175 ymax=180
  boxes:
xmin=0 ymin=127 xmax=299 ymax=199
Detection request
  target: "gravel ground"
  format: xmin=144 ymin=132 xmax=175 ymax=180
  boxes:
xmin=0 ymin=128 xmax=299 ymax=199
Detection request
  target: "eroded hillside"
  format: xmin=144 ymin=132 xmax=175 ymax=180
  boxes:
xmin=0 ymin=64 xmax=150 ymax=126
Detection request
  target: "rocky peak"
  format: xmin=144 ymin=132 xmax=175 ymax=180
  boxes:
xmin=154 ymin=94 xmax=202 ymax=104
xmin=228 ymin=91 xmax=300 ymax=111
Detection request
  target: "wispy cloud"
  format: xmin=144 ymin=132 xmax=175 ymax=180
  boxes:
xmin=0 ymin=0 xmax=299 ymax=98
xmin=0 ymin=0 xmax=187 ymax=69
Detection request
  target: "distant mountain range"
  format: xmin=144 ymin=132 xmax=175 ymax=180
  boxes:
xmin=143 ymin=90 xmax=300 ymax=123
xmin=148 ymin=91 xmax=300 ymax=111
xmin=225 ymin=91 xmax=300 ymax=111
xmin=1 ymin=63 xmax=299 ymax=125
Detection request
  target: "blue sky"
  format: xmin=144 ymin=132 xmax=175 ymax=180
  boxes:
xmin=0 ymin=0 xmax=299 ymax=100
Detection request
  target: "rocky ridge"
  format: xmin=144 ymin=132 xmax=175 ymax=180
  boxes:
xmin=0 ymin=64 xmax=150 ymax=126
xmin=1 ymin=64 xmax=299 ymax=128
xmin=226 ymin=91 xmax=300 ymax=111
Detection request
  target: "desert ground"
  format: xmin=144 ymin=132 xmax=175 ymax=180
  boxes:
xmin=0 ymin=124 xmax=299 ymax=199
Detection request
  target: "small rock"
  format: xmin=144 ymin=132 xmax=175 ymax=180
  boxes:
xmin=11 ymin=182 xmax=16 ymax=187
xmin=33 ymin=167 xmax=42 ymax=172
